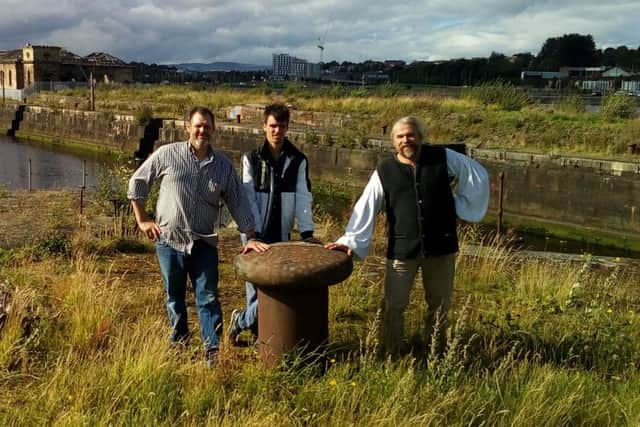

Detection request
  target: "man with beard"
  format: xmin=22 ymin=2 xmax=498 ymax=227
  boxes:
xmin=128 ymin=106 xmax=266 ymax=366
xmin=326 ymin=116 xmax=489 ymax=355
xmin=228 ymin=103 xmax=315 ymax=344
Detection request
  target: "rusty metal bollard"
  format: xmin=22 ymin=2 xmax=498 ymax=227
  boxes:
xmin=234 ymin=242 xmax=353 ymax=367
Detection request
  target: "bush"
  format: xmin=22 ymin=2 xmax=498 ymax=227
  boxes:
xmin=349 ymin=86 xmax=369 ymax=98
xmin=557 ymin=95 xmax=586 ymax=113
xmin=134 ymin=105 xmax=154 ymax=126
xmin=601 ymin=93 xmax=637 ymax=120
xmin=95 ymin=160 xmax=134 ymax=213
xmin=374 ymin=83 xmax=402 ymax=98
xmin=329 ymin=83 xmax=347 ymax=98
xmin=468 ymin=81 xmax=530 ymax=111
xmin=34 ymin=231 xmax=71 ymax=257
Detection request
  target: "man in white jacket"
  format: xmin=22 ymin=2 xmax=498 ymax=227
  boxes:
xmin=228 ymin=103 xmax=316 ymax=343
xmin=326 ymin=116 xmax=489 ymax=355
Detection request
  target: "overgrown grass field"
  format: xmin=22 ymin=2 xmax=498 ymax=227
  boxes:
xmin=1 ymin=188 xmax=639 ymax=425
xmin=31 ymin=82 xmax=640 ymax=158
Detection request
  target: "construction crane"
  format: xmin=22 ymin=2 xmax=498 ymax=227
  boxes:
xmin=317 ymin=39 xmax=325 ymax=64
xmin=317 ymin=20 xmax=331 ymax=65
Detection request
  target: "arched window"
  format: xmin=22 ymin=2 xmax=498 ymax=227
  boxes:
xmin=27 ymin=70 xmax=31 ymax=85
xmin=9 ymin=70 xmax=12 ymax=86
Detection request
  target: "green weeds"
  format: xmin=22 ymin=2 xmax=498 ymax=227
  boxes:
xmin=602 ymin=92 xmax=638 ymax=120
xmin=134 ymin=105 xmax=154 ymax=126
xmin=467 ymin=81 xmax=531 ymax=111
xmin=556 ymin=94 xmax=587 ymax=114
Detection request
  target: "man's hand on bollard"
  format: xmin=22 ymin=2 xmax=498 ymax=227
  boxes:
xmin=324 ymin=242 xmax=353 ymax=257
xmin=243 ymin=239 xmax=271 ymax=254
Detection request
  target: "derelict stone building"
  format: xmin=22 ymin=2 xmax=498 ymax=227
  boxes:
xmin=0 ymin=43 xmax=133 ymax=90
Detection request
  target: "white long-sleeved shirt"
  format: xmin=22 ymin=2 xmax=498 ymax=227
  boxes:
xmin=336 ymin=148 xmax=490 ymax=259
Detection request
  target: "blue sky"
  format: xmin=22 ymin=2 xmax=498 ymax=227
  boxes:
xmin=1 ymin=0 xmax=638 ymax=65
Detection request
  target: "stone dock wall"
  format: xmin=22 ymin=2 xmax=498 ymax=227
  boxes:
xmin=1 ymin=103 xmax=639 ymax=241
xmin=1 ymin=104 xmax=144 ymax=152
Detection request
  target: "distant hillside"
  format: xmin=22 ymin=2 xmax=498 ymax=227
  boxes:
xmin=173 ymin=62 xmax=269 ymax=72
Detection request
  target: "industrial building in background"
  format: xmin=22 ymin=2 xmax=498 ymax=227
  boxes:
xmin=272 ymin=53 xmax=320 ymax=81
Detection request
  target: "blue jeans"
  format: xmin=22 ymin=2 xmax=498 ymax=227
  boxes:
xmin=236 ymin=282 xmax=258 ymax=336
xmin=156 ymin=239 xmax=222 ymax=351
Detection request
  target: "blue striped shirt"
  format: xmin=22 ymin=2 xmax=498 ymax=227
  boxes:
xmin=127 ymin=141 xmax=254 ymax=253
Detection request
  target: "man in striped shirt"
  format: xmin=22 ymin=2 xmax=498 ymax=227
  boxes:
xmin=128 ymin=106 xmax=266 ymax=366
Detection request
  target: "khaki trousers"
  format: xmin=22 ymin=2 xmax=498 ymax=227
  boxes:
xmin=382 ymin=253 xmax=456 ymax=354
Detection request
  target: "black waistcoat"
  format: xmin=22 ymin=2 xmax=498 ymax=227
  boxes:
xmin=376 ymin=145 xmax=458 ymax=260
xmin=247 ymin=138 xmax=307 ymax=243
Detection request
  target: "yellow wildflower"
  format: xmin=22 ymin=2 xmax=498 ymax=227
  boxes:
xmin=329 ymin=379 xmax=337 ymax=386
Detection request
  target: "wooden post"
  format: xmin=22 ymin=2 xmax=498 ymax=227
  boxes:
xmin=28 ymin=158 xmax=32 ymax=191
xmin=497 ymin=171 xmax=505 ymax=235
xmin=80 ymin=160 xmax=87 ymax=214
xmin=80 ymin=187 xmax=84 ymax=215
xmin=89 ymin=71 xmax=95 ymax=111
xmin=82 ymin=160 xmax=87 ymax=188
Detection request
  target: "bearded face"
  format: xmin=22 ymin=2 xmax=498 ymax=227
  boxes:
xmin=392 ymin=123 xmax=421 ymax=164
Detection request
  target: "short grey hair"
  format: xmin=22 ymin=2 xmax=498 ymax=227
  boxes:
xmin=391 ymin=116 xmax=426 ymax=142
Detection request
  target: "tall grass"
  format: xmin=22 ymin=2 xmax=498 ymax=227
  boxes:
xmin=2 ymin=192 xmax=640 ymax=425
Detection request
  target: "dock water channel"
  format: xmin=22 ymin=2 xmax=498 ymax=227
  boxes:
xmin=1 ymin=134 xmax=638 ymax=262
xmin=0 ymin=134 xmax=109 ymax=190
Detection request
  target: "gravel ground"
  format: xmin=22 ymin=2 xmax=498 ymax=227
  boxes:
xmin=0 ymin=189 xmax=80 ymax=249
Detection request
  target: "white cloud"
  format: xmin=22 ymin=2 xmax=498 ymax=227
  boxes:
xmin=0 ymin=0 xmax=638 ymax=64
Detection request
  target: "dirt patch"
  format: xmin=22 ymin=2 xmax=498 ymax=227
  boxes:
xmin=0 ymin=190 xmax=82 ymax=249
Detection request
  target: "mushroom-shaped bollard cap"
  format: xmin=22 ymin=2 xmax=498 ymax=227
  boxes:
xmin=234 ymin=242 xmax=353 ymax=288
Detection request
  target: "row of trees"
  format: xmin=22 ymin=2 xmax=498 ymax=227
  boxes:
xmin=129 ymin=62 xmax=269 ymax=84
xmin=323 ymin=34 xmax=640 ymax=86
xmin=533 ymin=34 xmax=640 ymax=70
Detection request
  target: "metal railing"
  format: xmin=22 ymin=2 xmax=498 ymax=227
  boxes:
xmin=1 ymin=81 xmax=90 ymax=101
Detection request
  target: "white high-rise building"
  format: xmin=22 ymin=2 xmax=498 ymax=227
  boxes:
xmin=272 ymin=53 xmax=320 ymax=80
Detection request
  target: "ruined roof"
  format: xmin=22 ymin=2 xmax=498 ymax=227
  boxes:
xmin=58 ymin=50 xmax=132 ymax=68
xmin=2 ymin=44 xmax=132 ymax=67
xmin=59 ymin=49 xmax=83 ymax=64
xmin=84 ymin=52 xmax=128 ymax=66
xmin=0 ymin=49 xmax=22 ymax=63
xmin=24 ymin=44 xmax=59 ymax=48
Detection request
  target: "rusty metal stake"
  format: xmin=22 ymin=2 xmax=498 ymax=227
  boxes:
xmin=497 ymin=171 xmax=505 ymax=235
